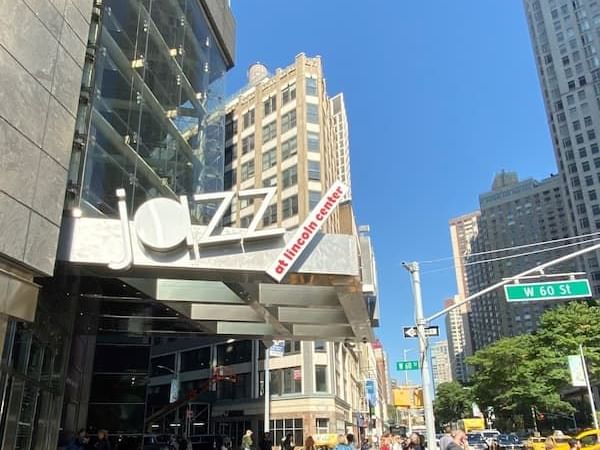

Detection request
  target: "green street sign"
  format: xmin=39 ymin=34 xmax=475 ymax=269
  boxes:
xmin=396 ymin=360 xmax=419 ymax=371
xmin=504 ymin=279 xmax=591 ymax=302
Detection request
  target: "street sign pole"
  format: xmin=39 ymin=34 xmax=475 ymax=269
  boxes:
xmin=403 ymin=262 xmax=436 ymax=450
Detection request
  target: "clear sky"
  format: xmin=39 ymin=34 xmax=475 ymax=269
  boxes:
xmin=228 ymin=0 xmax=556 ymax=382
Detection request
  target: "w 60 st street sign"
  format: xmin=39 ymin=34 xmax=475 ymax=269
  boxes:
xmin=403 ymin=326 xmax=439 ymax=338
xmin=504 ymin=279 xmax=591 ymax=302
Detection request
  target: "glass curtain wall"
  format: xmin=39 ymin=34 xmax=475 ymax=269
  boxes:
xmin=76 ymin=0 xmax=226 ymax=220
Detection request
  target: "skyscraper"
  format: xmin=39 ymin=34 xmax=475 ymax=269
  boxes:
xmin=447 ymin=212 xmax=479 ymax=382
xmin=430 ymin=340 xmax=452 ymax=390
xmin=466 ymin=172 xmax=572 ymax=350
xmin=330 ymin=93 xmax=352 ymax=199
xmin=524 ymin=0 xmax=600 ymax=295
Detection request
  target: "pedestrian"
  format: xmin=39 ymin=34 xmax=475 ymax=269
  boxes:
xmin=260 ymin=432 xmax=274 ymax=450
xmin=242 ymin=430 xmax=254 ymax=450
xmin=169 ymin=435 xmax=180 ymax=450
xmin=380 ymin=433 xmax=392 ymax=450
xmin=392 ymin=435 xmax=402 ymax=450
xmin=405 ymin=433 xmax=423 ymax=450
xmin=94 ymin=430 xmax=111 ymax=450
xmin=282 ymin=433 xmax=294 ymax=450
xmin=68 ymin=429 xmax=90 ymax=450
xmin=439 ymin=426 xmax=454 ymax=450
xmin=305 ymin=436 xmax=316 ymax=450
xmin=446 ymin=430 xmax=467 ymax=450
xmin=334 ymin=434 xmax=353 ymax=450
xmin=568 ymin=440 xmax=581 ymax=450
xmin=360 ymin=438 xmax=370 ymax=450
xmin=347 ymin=434 xmax=357 ymax=450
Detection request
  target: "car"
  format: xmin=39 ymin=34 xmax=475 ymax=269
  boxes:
xmin=468 ymin=433 xmax=490 ymax=450
xmin=576 ymin=429 xmax=600 ymax=450
xmin=483 ymin=430 xmax=501 ymax=449
xmin=497 ymin=434 xmax=524 ymax=450
xmin=526 ymin=433 xmax=572 ymax=450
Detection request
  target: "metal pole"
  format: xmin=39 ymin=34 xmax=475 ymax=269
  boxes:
xmin=403 ymin=262 xmax=436 ymax=449
xmin=580 ymin=344 xmax=599 ymax=429
xmin=265 ymin=348 xmax=270 ymax=433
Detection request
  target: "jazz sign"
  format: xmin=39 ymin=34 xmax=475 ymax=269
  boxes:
xmin=108 ymin=181 xmax=348 ymax=283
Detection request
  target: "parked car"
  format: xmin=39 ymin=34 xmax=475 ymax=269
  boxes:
xmin=576 ymin=429 xmax=600 ymax=450
xmin=497 ymin=434 xmax=524 ymax=450
xmin=483 ymin=431 xmax=501 ymax=449
xmin=468 ymin=433 xmax=490 ymax=450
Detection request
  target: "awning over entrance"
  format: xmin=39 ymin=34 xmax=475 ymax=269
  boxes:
xmin=58 ymin=216 xmax=378 ymax=341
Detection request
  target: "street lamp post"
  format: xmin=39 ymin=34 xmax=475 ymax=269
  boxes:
xmin=403 ymin=349 xmax=414 ymax=385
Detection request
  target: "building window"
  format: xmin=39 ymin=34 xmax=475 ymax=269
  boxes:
xmin=579 ymin=147 xmax=587 ymax=157
xmin=306 ymin=77 xmax=318 ymax=96
xmin=586 ymin=175 xmax=594 ymax=186
xmin=224 ymin=170 xmax=236 ymax=190
xmin=264 ymin=96 xmax=277 ymax=116
xmin=225 ymin=144 xmax=236 ymax=165
xmin=576 ymin=134 xmax=585 ymax=144
xmin=281 ymin=136 xmax=297 ymax=160
xmin=284 ymin=341 xmax=301 ymax=354
xmin=241 ymin=160 xmax=255 ymax=181
xmin=585 ymin=116 xmax=593 ymax=127
xmin=216 ymin=340 xmax=253 ymax=365
xmin=583 ymin=161 xmax=591 ymax=171
xmin=282 ymin=84 xmax=296 ymax=105
xmin=314 ymin=340 xmax=326 ymax=352
xmin=592 ymin=143 xmax=599 ymax=154
xmin=309 ymin=190 xmax=321 ymax=209
xmin=308 ymin=160 xmax=321 ymax=181
xmin=307 ymin=104 xmax=319 ymax=124
xmin=283 ymin=367 xmax=302 ymax=393
xmin=315 ymin=418 xmax=329 ymax=434
xmin=262 ymin=148 xmax=277 ymax=170
xmin=263 ymin=175 xmax=277 ymax=188
xmin=263 ymin=204 xmax=277 ymax=226
xmin=589 ymin=190 xmax=597 ymax=201
xmin=589 ymin=129 xmax=596 ymax=140
xmin=282 ymin=166 xmax=298 ymax=189
xmin=269 ymin=418 xmax=303 ymax=447
xmin=225 ymin=113 xmax=237 ymax=139
xmin=281 ymin=110 xmax=297 ymax=133
xmin=243 ymin=109 xmax=255 ymax=129
xmin=573 ymin=119 xmax=581 ymax=130
xmin=307 ymin=131 xmax=320 ymax=152
xmin=218 ymin=372 xmax=251 ymax=400
xmin=242 ymin=135 xmax=255 ymax=155
xmin=181 ymin=347 xmax=211 ymax=372
xmin=282 ymin=195 xmax=298 ymax=219
xmin=593 ymin=205 xmax=600 ymax=216
xmin=315 ymin=365 xmax=328 ymax=392
xmin=263 ymin=121 xmax=277 ymax=143
xmin=151 ymin=354 xmax=175 ymax=377
xmin=240 ymin=215 xmax=253 ymax=228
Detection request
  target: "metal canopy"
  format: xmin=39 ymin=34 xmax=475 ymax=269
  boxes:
xmin=58 ymin=216 xmax=377 ymax=341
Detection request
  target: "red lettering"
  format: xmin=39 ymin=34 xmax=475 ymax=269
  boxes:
xmin=336 ymin=186 xmax=343 ymax=194
xmin=278 ymin=259 xmax=288 ymax=267
xmin=276 ymin=265 xmax=284 ymax=274
xmin=302 ymin=231 xmax=310 ymax=240
xmin=320 ymin=207 xmax=328 ymax=216
xmin=292 ymin=243 xmax=302 ymax=253
xmin=316 ymin=213 xmax=324 ymax=221
xmin=297 ymin=237 xmax=305 ymax=246
xmin=309 ymin=221 xmax=318 ymax=230
xmin=332 ymin=191 xmax=340 ymax=199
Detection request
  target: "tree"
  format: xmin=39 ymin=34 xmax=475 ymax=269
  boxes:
xmin=467 ymin=300 xmax=600 ymax=426
xmin=433 ymin=381 xmax=474 ymax=426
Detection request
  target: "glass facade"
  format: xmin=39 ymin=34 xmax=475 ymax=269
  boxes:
xmin=70 ymin=0 xmax=227 ymax=221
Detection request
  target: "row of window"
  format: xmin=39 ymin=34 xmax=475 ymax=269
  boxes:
xmin=225 ymin=78 xmax=319 ymax=137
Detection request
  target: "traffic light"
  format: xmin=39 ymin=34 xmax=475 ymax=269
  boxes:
xmin=413 ymin=389 xmax=423 ymax=407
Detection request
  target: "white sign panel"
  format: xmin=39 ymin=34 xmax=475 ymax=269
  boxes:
xmin=568 ymin=354 xmax=587 ymax=387
xmin=267 ymin=181 xmax=348 ymax=282
xmin=270 ymin=340 xmax=285 ymax=357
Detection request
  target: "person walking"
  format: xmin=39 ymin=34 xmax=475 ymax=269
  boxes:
xmin=242 ymin=430 xmax=254 ymax=450
xmin=68 ymin=429 xmax=90 ymax=450
xmin=447 ymin=430 xmax=467 ymax=450
xmin=94 ymin=430 xmax=111 ymax=450
xmin=439 ymin=426 xmax=454 ymax=450
xmin=305 ymin=436 xmax=316 ymax=450
xmin=260 ymin=432 xmax=273 ymax=450
xmin=334 ymin=435 xmax=353 ymax=450
xmin=568 ymin=439 xmax=581 ymax=450
xmin=405 ymin=433 xmax=423 ymax=450
xmin=380 ymin=433 xmax=392 ymax=450
xmin=347 ymin=434 xmax=357 ymax=450
xmin=282 ymin=433 xmax=294 ymax=450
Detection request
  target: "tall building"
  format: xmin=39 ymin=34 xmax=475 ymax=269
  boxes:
xmin=330 ymin=93 xmax=352 ymax=199
xmin=444 ymin=296 xmax=471 ymax=384
xmin=447 ymin=212 xmax=480 ymax=382
xmin=466 ymin=172 xmax=573 ymax=351
xmin=0 ymin=3 xmax=379 ymax=450
xmin=524 ymin=0 xmax=600 ymax=295
xmin=430 ymin=341 xmax=452 ymax=390
xmin=223 ymin=54 xmax=344 ymax=233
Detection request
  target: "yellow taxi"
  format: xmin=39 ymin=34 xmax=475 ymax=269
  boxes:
xmin=526 ymin=434 xmax=572 ymax=450
xmin=576 ymin=429 xmax=600 ymax=450
xmin=313 ymin=433 xmax=338 ymax=450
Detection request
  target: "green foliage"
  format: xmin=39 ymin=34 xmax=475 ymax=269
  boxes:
xmin=467 ymin=300 xmax=600 ymax=422
xmin=433 ymin=381 xmax=474 ymax=425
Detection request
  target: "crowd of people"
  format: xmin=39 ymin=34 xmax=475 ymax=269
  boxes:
xmin=60 ymin=429 xmax=112 ymax=450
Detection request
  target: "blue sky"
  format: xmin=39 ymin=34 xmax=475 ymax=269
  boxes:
xmin=228 ymin=1 xmax=556 ymax=382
